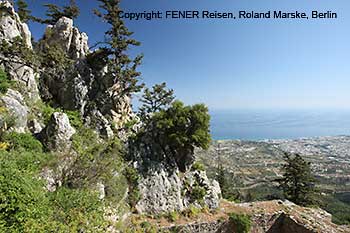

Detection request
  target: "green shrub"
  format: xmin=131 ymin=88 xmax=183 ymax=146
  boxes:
xmin=65 ymin=110 xmax=83 ymax=129
xmin=0 ymin=68 xmax=13 ymax=94
xmin=72 ymin=127 xmax=101 ymax=157
xmin=191 ymin=161 xmax=205 ymax=171
xmin=139 ymin=221 xmax=157 ymax=233
xmin=183 ymin=175 xmax=207 ymax=204
xmin=135 ymin=100 xmax=211 ymax=172
xmin=29 ymin=100 xmax=56 ymax=125
xmin=124 ymin=118 xmax=138 ymax=130
xmin=166 ymin=211 xmax=179 ymax=222
xmin=124 ymin=166 xmax=141 ymax=210
xmin=0 ymin=151 xmax=54 ymax=232
xmin=3 ymin=132 xmax=43 ymax=153
xmin=41 ymin=103 xmax=56 ymax=124
xmin=68 ymin=128 xmax=122 ymax=188
xmin=48 ymin=187 xmax=107 ymax=232
xmin=190 ymin=182 xmax=207 ymax=203
xmin=183 ymin=204 xmax=201 ymax=218
xmin=229 ymin=212 xmax=252 ymax=233
xmin=0 ymin=107 xmax=16 ymax=133
xmin=0 ymin=136 xmax=108 ymax=232
xmin=320 ymin=195 xmax=350 ymax=225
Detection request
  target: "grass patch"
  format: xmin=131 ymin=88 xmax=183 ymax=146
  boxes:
xmin=228 ymin=212 xmax=252 ymax=233
xmin=0 ymin=68 xmax=13 ymax=94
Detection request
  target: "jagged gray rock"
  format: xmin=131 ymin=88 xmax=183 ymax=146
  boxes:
xmin=136 ymin=165 xmax=184 ymax=214
xmin=42 ymin=17 xmax=89 ymax=59
xmin=0 ymin=89 xmax=28 ymax=132
xmin=27 ymin=118 xmax=44 ymax=134
xmin=183 ymin=170 xmax=221 ymax=210
xmin=0 ymin=0 xmax=32 ymax=48
xmin=43 ymin=60 xmax=92 ymax=115
xmin=41 ymin=112 xmax=76 ymax=152
xmin=38 ymin=16 xmax=133 ymax=137
xmin=135 ymin=162 xmax=221 ymax=215
xmin=0 ymin=0 xmax=40 ymax=101
xmin=85 ymin=108 xmax=114 ymax=139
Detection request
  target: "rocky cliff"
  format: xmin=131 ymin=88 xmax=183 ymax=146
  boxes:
xmin=0 ymin=0 xmax=40 ymax=133
xmin=0 ymin=1 xmax=349 ymax=232
xmin=0 ymin=0 xmax=220 ymax=220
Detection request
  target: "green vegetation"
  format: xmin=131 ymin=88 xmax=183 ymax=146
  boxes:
xmin=190 ymin=183 xmax=207 ymax=203
xmin=33 ymin=0 xmax=80 ymax=25
xmin=277 ymin=152 xmax=318 ymax=206
xmin=39 ymin=43 xmax=73 ymax=69
xmin=166 ymin=211 xmax=180 ymax=222
xmin=216 ymin=165 xmax=243 ymax=202
xmin=0 ymin=130 xmax=121 ymax=232
xmin=126 ymin=218 xmax=158 ymax=233
xmin=191 ymin=161 xmax=205 ymax=171
xmin=139 ymin=82 xmax=175 ymax=120
xmin=229 ymin=212 xmax=252 ymax=233
xmin=153 ymin=100 xmax=211 ymax=170
xmin=182 ymin=204 xmax=201 ymax=218
xmin=320 ymin=194 xmax=350 ymax=225
xmin=41 ymin=102 xmax=56 ymax=124
xmin=0 ymin=0 xmax=247 ymax=231
xmin=0 ymin=157 xmax=106 ymax=231
xmin=48 ymin=187 xmax=107 ymax=232
xmin=0 ymin=107 xmax=15 ymax=137
xmin=124 ymin=166 xmax=141 ymax=210
xmin=16 ymin=0 xmax=31 ymax=23
xmin=93 ymin=0 xmax=144 ymax=97
xmin=65 ymin=110 xmax=83 ymax=129
xmin=216 ymin=164 xmax=235 ymax=201
xmin=0 ymin=68 xmax=13 ymax=94
xmin=3 ymin=132 xmax=43 ymax=152
xmin=0 ymin=36 xmax=39 ymax=70
xmin=0 ymin=153 xmax=52 ymax=232
xmin=134 ymin=84 xmax=211 ymax=171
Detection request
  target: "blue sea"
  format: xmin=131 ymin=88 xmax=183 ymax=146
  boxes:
xmin=210 ymin=109 xmax=350 ymax=140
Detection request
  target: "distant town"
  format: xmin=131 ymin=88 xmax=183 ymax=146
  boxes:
xmin=196 ymin=136 xmax=350 ymax=193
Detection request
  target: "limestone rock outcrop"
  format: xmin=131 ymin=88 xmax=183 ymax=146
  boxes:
xmin=0 ymin=89 xmax=28 ymax=132
xmin=40 ymin=112 xmax=76 ymax=152
xmin=183 ymin=170 xmax=221 ymax=210
xmin=136 ymin=165 xmax=184 ymax=214
xmin=0 ymin=0 xmax=32 ymax=48
xmin=41 ymin=17 xmax=89 ymax=60
xmin=135 ymin=161 xmax=221 ymax=215
xmin=38 ymin=16 xmax=133 ymax=138
xmin=0 ymin=0 xmax=40 ymax=101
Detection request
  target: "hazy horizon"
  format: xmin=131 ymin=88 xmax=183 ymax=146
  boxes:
xmin=209 ymin=108 xmax=350 ymax=140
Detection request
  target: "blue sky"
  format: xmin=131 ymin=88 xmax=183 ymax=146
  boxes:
xmin=25 ymin=0 xmax=350 ymax=110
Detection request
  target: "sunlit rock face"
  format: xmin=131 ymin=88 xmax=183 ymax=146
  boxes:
xmin=0 ymin=89 xmax=28 ymax=132
xmin=38 ymin=16 xmax=133 ymax=138
xmin=0 ymin=1 xmax=41 ymax=133
xmin=133 ymin=157 xmax=221 ymax=215
xmin=0 ymin=0 xmax=40 ymax=101
xmin=41 ymin=16 xmax=89 ymax=60
xmin=40 ymin=112 xmax=76 ymax=153
xmin=0 ymin=0 xmax=32 ymax=48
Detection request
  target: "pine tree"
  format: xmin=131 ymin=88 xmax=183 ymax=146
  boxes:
xmin=93 ymin=0 xmax=144 ymax=98
xmin=35 ymin=0 xmax=80 ymax=25
xmin=16 ymin=0 xmax=31 ymax=23
xmin=277 ymin=152 xmax=318 ymax=206
xmin=217 ymin=164 xmax=229 ymax=197
xmin=139 ymin=82 xmax=175 ymax=121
